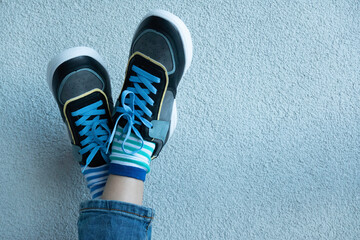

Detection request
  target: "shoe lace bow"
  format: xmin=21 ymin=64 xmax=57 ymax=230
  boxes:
xmin=107 ymin=65 xmax=160 ymax=154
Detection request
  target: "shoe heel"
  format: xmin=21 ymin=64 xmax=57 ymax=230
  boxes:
xmin=46 ymin=47 xmax=107 ymax=93
xmin=143 ymin=9 xmax=193 ymax=75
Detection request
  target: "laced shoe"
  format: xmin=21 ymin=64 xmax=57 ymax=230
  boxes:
xmin=47 ymin=47 xmax=113 ymax=198
xmin=108 ymin=10 xmax=193 ymax=181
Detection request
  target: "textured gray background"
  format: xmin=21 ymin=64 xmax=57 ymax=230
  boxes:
xmin=1 ymin=0 xmax=360 ymax=239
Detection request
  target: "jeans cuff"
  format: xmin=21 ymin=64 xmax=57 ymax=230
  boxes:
xmin=80 ymin=199 xmax=155 ymax=220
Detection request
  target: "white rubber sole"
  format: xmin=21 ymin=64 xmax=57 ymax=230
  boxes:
xmin=46 ymin=46 xmax=107 ymax=94
xmin=142 ymin=10 xmax=192 ymax=140
xmin=144 ymin=9 xmax=193 ymax=75
xmin=169 ymin=100 xmax=177 ymax=139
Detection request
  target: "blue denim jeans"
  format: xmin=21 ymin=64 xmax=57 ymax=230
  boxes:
xmin=78 ymin=200 xmax=154 ymax=240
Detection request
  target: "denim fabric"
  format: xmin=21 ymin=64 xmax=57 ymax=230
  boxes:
xmin=78 ymin=200 xmax=154 ymax=240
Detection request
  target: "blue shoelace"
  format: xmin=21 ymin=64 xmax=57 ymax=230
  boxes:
xmin=107 ymin=65 xmax=160 ymax=154
xmin=71 ymin=100 xmax=111 ymax=172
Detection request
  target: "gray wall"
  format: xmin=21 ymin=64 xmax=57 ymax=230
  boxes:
xmin=1 ymin=0 xmax=359 ymax=239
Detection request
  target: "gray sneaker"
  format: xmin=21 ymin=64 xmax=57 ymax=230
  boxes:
xmin=47 ymin=47 xmax=113 ymax=169
xmin=112 ymin=9 xmax=193 ymax=158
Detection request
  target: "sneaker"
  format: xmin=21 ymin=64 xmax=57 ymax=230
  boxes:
xmin=47 ymin=47 xmax=113 ymax=198
xmin=108 ymin=10 xmax=193 ymax=181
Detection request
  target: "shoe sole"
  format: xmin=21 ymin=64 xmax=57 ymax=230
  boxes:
xmin=46 ymin=46 xmax=107 ymax=94
xmin=142 ymin=10 xmax=192 ymax=143
xmin=143 ymin=9 xmax=193 ymax=75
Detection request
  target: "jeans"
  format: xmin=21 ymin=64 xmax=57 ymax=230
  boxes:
xmin=78 ymin=200 xmax=154 ymax=240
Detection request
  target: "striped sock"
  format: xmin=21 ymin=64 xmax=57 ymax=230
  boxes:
xmin=109 ymin=126 xmax=155 ymax=181
xmin=81 ymin=164 xmax=109 ymax=199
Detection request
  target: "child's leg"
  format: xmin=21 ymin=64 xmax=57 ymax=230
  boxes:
xmin=102 ymin=9 xmax=193 ymax=208
xmin=102 ymin=175 xmax=144 ymax=205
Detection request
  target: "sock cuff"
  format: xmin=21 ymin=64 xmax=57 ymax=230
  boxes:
xmin=109 ymin=163 xmax=147 ymax=181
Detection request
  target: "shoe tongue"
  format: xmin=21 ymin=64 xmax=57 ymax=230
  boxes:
xmin=118 ymin=53 xmax=168 ymax=140
xmin=64 ymin=89 xmax=111 ymax=167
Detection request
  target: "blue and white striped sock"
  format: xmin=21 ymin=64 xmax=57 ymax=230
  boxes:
xmin=81 ymin=164 xmax=109 ymax=199
xmin=109 ymin=126 xmax=155 ymax=181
